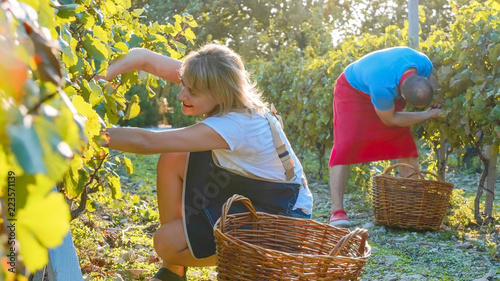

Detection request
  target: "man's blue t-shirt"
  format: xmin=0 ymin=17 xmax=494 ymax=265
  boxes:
xmin=344 ymin=46 xmax=433 ymax=111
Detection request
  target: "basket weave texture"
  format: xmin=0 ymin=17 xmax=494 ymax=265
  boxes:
xmin=372 ymin=163 xmax=454 ymax=231
xmin=214 ymin=195 xmax=371 ymax=280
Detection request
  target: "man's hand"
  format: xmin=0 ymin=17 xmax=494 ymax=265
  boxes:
xmin=427 ymin=106 xmax=442 ymax=119
xmin=429 ymin=103 xmax=443 ymax=109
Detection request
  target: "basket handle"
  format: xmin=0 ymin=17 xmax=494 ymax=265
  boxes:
xmin=383 ymin=163 xmax=443 ymax=182
xmin=219 ymin=194 xmax=259 ymax=233
xmin=407 ymin=170 xmax=444 ymax=182
xmin=328 ymin=228 xmax=369 ymax=257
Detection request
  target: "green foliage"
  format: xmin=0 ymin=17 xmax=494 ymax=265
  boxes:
xmin=131 ymin=0 xmax=476 ymax=59
xmin=421 ymin=0 xmax=500 ymax=152
xmin=1 ymin=1 xmax=83 ymax=276
xmin=118 ymin=86 xmax=162 ymax=128
xmin=0 ymin=0 xmax=196 ymax=276
xmin=17 ymin=185 xmax=70 ymax=270
xmin=445 ymin=189 xmax=476 ymax=228
xmin=325 ymin=0 xmax=486 ymax=44
xmin=131 ymin=0 xmax=333 ymax=61
xmin=419 ymin=0 xmax=500 ymax=221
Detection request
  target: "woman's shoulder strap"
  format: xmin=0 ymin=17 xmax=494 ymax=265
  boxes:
xmin=264 ymin=104 xmax=295 ymax=181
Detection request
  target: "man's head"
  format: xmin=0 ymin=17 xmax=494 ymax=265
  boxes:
xmin=400 ymin=75 xmax=434 ymax=108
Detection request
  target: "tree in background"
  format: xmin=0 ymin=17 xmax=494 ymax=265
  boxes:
xmin=130 ymin=0 xmax=332 ymax=60
xmin=324 ymin=0 xmax=483 ymax=43
xmin=131 ymin=0 xmax=488 ymax=53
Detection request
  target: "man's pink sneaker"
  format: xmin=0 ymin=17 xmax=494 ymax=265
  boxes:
xmin=329 ymin=209 xmax=351 ymax=228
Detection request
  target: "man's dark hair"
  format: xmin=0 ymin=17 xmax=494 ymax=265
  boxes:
xmin=401 ymin=75 xmax=433 ymax=108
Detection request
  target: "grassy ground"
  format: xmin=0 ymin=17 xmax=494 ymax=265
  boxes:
xmin=310 ymin=173 xmax=500 ymax=281
xmin=72 ymin=153 xmax=500 ymax=280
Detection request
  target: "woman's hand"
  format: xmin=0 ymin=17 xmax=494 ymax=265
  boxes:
xmin=93 ymin=73 xmax=109 ymax=81
xmin=95 ymin=129 xmax=110 ymax=147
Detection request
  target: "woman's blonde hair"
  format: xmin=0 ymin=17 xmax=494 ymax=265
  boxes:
xmin=180 ymin=44 xmax=268 ymax=117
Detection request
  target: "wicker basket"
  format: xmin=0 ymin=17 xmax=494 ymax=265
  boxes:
xmin=213 ymin=194 xmax=371 ymax=280
xmin=372 ymin=163 xmax=454 ymax=231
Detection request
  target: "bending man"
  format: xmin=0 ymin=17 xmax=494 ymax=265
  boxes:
xmin=328 ymin=46 xmax=442 ymax=227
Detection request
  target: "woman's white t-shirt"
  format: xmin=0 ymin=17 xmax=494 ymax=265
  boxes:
xmin=201 ymin=111 xmax=313 ymax=214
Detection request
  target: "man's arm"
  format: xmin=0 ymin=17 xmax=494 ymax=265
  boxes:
xmin=375 ymin=106 xmax=441 ymax=127
xmin=98 ymin=48 xmax=182 ymax=84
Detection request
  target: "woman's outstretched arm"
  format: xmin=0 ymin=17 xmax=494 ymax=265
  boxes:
xmin=98 ymin=48 xmax=182 ymax=84
xmin=104 ymin=123 xmax=229 ymax=154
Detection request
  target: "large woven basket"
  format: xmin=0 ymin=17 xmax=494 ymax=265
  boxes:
xmin=214 ymin=194 xmax=371 ymax=280
xmin=372 ymin=163 xmax=454 ymax=231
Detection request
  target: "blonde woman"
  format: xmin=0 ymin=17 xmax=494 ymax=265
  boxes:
xmin=99 ymin=44 xmax=313 ymax=281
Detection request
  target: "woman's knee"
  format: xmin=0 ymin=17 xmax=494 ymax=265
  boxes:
xmin=153 ymin=221 xmax=186 ymax=262
xmin=153 ymin=229 xmax=172 ymax=259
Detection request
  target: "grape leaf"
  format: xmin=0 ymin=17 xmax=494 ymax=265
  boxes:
xmin=124 ymin=94 xmax=140 ymax=120
xmin=8 ymin=120 xmax=46 ymax=176
xmin=17 ymin=191 xmax=70 ymax=271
